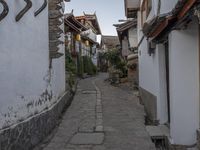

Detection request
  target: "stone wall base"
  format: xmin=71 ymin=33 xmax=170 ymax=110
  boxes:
xmin=164 ymin=136 xmax=198 ymax=150
xmin=197 ymin=129 xmax=200 ymax=149
xmin=0 ymin=91 xmax=75 ymax=150
xmin=139 ymin=87 xmax=158 ymax=125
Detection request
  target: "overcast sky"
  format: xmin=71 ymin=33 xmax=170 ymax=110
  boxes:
xmin=64 ymin=0 xmax=126 ymax=36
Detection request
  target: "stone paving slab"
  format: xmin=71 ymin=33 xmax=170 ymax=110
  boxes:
xmin=70 ymin=133 xmax=104 ymax=145
xmin=36 ymin=73 xmax=156 ymax=150
xmin=82 ymin=90 xmax=97 ymax=94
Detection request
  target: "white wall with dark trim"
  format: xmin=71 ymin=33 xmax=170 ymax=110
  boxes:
xmin=168 ymin=19 xmax=199 ymax=145
xmin=0 ymin=1 xmax=66 ymax=130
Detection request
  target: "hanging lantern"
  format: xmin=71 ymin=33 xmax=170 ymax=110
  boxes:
xmin=76 ymin=34 xmax=81 ymax=41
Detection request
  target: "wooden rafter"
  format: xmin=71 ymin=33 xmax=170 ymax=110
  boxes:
xmin=178 ymin=0 xmax=196 ymax=19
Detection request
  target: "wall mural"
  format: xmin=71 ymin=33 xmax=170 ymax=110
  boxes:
xmin=0 ymin=0 xmax=64 ymax=60
xmin=0 ymin=0 xmax=48 ymax=22
xmin=0 ymin=0 xmax=9 ymax=21
xmin=34 ymin=0 xmax=47 ymax=17
xmin=16 ymin=0 xmax=32 ymax=22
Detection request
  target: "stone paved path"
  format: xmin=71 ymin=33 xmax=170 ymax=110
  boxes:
xmin=38 ymin=73 xmax=156 ymax=150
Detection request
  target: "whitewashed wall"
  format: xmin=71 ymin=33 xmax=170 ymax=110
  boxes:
xmin=51 ymin=14 xmax=66 ymax=100
xmin=168 ymin=19 xmax=199 ymax=145
xmin=138 ymin=0 xmax=200 ymax=146
xmin=140 ymin=0 xmax=179 ymax=21
xmin=0 ymin=1 xmax=65 ymax=129
xmin=138 ymin=39 xmax=168 ymax=123
xmin=128 ymin=27 xmax=137 ymax=48
xmin=138 ymin=1 xmax=168 ymax=123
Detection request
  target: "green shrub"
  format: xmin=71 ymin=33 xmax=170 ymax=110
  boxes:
xmin=104 ymin=48 xmax=127 ymax=77
xmin=83 ymin=56 xmax=97 ymax=75
xmin=65 ymin=49 xmax=77 ymax=88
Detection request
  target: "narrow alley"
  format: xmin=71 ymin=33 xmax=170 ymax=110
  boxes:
xmin=2 ymin=0 xmax=200 ymax=149
xmin=35 ymin=73 xmax=156 ymax=150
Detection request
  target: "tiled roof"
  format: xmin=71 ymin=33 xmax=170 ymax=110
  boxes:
xmin=101 ymin=35 xmax=120 ymax=49
xmin=115 ymin=20 xmax=137 ymax=33
xmin=64 ymin=13 xmax=87 ymax=33
xmin=75 ymin=13 xmax=101 ymax=35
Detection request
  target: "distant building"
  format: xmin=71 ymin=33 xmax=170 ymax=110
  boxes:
xmin=75 ymin=13 xmax=102 ymax=67
xmin=114 ymin=20 xmax=138 ymax=85
xmin=114 ymin=20 xmax=137 ymax=58
xmin=100 ymin=35 xmax=120 ymax=51
xmin=64 ymin=12 xmax=88 ymax=77
xmin=99 ymin=35 xmax=120 ymax=72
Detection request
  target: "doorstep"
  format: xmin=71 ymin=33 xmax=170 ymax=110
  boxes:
xmin=146 ymin=125 xmax=170 ymax=139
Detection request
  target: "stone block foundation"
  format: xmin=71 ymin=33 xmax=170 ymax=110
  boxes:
xmin=0 ymin=91 xmax=74 ymax=150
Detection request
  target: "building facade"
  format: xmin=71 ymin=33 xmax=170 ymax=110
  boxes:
xmin=125 ymin=0 xmax=200 ymax=147
xmin=76 ymin=13 xmax=101 ymax=67
xmin=0 ymin=0 xmax=71 ymax=149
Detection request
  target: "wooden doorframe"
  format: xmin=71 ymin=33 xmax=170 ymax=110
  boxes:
xmin=164 ymin=39 xmax=170 ymax=124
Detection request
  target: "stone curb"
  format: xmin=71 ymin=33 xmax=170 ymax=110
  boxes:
xmin=92 ymin=80 xmax=104 ymax=132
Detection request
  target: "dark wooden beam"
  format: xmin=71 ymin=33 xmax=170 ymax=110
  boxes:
xmin=178 ymin=0 xmax=196 ymax=20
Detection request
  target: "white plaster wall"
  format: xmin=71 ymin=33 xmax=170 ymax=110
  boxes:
xmin=160 ymin=0 xmax=178 ymax=14
xmin=157 ymin=44 xmax=168 ymax=124
xmin=82 ymin=29 xmax=97 ymax=42
xmin=51 ymin=14 xmax=66 ymax=100
xmin=0 ymin=1 xmax=65 ymax=129
xmin=139 ymin=39 xmax=158 ymax=95
xmin=144 ymin=0 xmax=178 ymax=22
xmin=139 ymin=40 xmax=168 ymax=123
xmin=128 ymin=27 xmax=137 ymax=48
xmin=137 ymin=11 xmax=143 ymax=41
xmin=168 ymin=19 xmax=199 ymax=145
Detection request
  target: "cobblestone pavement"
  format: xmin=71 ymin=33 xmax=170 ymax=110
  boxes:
xmin=38 ymin=73 xmax=156 ymax=150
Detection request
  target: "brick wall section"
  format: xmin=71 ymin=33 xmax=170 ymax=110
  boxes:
xmin=48 ymin=0 xmax=64 ymax=59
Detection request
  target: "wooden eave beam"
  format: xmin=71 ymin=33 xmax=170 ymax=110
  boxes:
xmin=65 ymin=19 xmax=81 ymax=33
xmin=149 ymin=16 xmax=175 ymax=38
xmin=177 ymin=0 xmax=196 ymax=20
xmin=71 ymin=17 xmax=87 ymax=30
xmin=148 ymin=0 xmax=197 ymax=39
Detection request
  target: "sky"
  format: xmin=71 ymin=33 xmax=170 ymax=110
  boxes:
xmin=64 ymin=0 xmax=126 ymax=36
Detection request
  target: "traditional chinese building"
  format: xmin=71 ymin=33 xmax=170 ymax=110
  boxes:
xmin=64 ymin=12 xmax=88 ymax=77
xmin=75 ymin=13 xmax=102 ymax=67
xmin=114 ymin=20 xmax=138 ymax=86
xmin=100 ymin=35 xmax=120 ymax=51
xmin=114 ymin=20 xmax=137 ymax=59
xmin=99 ymin=35 xmax=120 ymax=72
xmin=125 ymin=0 xmax=200 ymax=148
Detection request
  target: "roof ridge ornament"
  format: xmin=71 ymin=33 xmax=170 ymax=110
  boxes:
xmin=0 ymin=0 xmax=9 ymax=22
xmin=34 ymin=0 xmax=47 ymax=17
xmin=16 ymin=0 xmax=32 ymax=22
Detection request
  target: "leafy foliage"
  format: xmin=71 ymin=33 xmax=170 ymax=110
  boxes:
xmin=104 ymin=48 xmax=127 ymax=77
xmin=83 ymin=56 xmax=97 ymax=75
xmin=65 ymin=50 xmax=76 ymax=88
